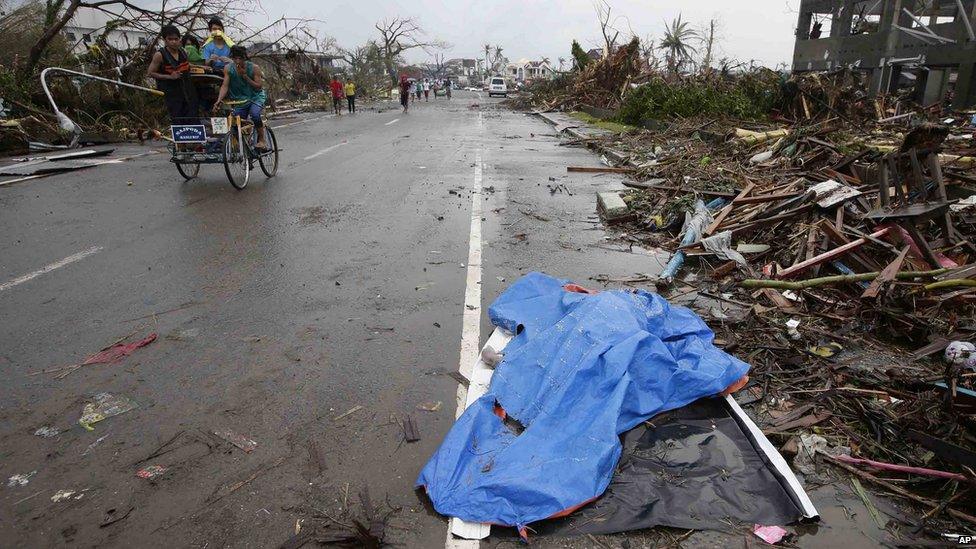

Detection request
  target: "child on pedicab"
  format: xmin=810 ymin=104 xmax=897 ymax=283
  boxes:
xmin=214 ymin=45 xmax=269 ymax=152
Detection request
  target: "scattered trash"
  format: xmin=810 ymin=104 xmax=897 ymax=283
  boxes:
xmin=213 ymin=430 xmax=257 ymax=453
xmin=7 ymin=471 xmax=36 ymax=487
xmin=82 ymin=433 xmax=111 ymax=456
xmin=51 ymin=489 xmax=84 ymax=502
xmin=416 ymin=401 xmax=442 ymax=412
xmin=333 ymin=405 xmax=363 ymax=421
xmin=48 ymin=331 xmax=157 ymax=378
xmin=78 ymin=392 xmax=138 ymax=430
xmin=807 ymin=342 xmax=843 ymax=358
xmin=403 ymin=415 xmax=420 ymax=443
xmin=99 ymin=506 xmax=134 ymax=528
xmin=135 ymin=465 xmax=167 ymax=479
xmin=33 ymin=426 xmax=59 ymax=438
xmin=945 ymin=341 xmax=975 ymax=365
xmin=785 ymin=319 xmax=801 ymax=340
xmin=753 ymin=524 xmax=789 ymax=545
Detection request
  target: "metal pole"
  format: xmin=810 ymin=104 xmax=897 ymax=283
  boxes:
xmin=40 ymin=66 xmax=164 ymax=144
xmin=901 ymin=7 xmax=957 ymax=41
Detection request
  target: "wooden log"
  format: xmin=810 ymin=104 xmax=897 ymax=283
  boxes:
xmin=740 ymin=269 xmax=947 ymax=290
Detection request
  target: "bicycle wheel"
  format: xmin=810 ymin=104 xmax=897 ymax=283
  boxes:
xmin=176 ymin=161 xmax=200 ymax=180
xmin=223 ymin=130 xmax=249 ymax=190
xmin=258 ymin=127 xmax=279 ymax=177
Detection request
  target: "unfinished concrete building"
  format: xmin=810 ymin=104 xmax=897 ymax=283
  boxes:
xmin=793 ymin=0 xmax=976 ymax=109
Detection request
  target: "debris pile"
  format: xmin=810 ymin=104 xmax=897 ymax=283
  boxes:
xmin=527 ymin=64 xmax=976 ymax=537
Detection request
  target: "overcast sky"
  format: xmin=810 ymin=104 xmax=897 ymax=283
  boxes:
xmin=255 ymin=0 xmax=801 ymax=68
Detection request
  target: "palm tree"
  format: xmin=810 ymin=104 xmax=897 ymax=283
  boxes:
xmin=660 ymin=15 xmax=698 ymax=75
xmin=484 ymin=43 xmax=491 ymax=78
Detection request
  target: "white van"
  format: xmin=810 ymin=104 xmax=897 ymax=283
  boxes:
xmin=488 ymin=77 xmax=507 ymax=98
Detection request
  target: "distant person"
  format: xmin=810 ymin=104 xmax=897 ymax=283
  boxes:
xmin=345 ymin=79 xmax=356 ymax=113
xmin=329 ymin=76 xmax=344 ymax=115
xmin=399 ymin=75 xmax=411 ymax=113
xmin=446 ymin=80 xmax=452 ymax=99
xmin=415 ymin=80 xmax=422 ymax=101
xmin=201 ymin=17 xmax=233 ymax=72
xmin=423 ymin=78 xmax=430 ymax=101
xmin=147 ymin=25 xmax=198 ymax=125
xmin=214 ymin=45 xmax=268 ymax=151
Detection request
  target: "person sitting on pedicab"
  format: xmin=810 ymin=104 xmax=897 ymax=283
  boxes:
xmin=147 ymin=24 xmax=199 ymax=125
xmin=214 ymin=45 xmax=268 ymax=152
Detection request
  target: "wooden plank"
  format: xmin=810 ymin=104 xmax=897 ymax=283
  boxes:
xmin=403 ymin=415 xmax=420 ymax=442
xmin=818 ymin=219 xmax=882 ymax=272
xmin=861 ymin=246 xmax=910 ymax=299
xmin=725 ymin=204 xmax=814 ymax=234
xmin=760 ymin=288 xmax=798 ymax=311
xmin=705 ymin=181 xmax=756 ymax=236
xmin=733 ymin=192 xmax=802 ymax=205
xmin=878 ymin=158 xmax=890 ymax=207
xmin=909 ymin=149 xmax=928 ymax=200
xmin=776 ymin=227 xmax=891 ymax=280
xmin=567 ymin=166 xmax=633 ymax=174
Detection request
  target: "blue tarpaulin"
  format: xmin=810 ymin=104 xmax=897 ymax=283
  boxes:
xmin=417 ymin=273 xmax=750 ymax=532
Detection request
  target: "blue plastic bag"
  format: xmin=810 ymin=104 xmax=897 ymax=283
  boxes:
xmin=417 ymin=272 xmax=749 ymax=532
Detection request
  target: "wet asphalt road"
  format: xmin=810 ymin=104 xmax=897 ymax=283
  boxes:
xmin=0 ymin=92 xmax=661 ymax=547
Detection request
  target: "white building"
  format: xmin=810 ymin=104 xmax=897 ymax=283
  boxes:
xmin=62 ymin=4 xmax=157 ymax=54
xmin=505 ymin=59 xmax=554 ymax=83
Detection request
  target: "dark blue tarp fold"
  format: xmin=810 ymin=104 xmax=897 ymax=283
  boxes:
xmin=417 ymin=272 xmax=750 ymax=530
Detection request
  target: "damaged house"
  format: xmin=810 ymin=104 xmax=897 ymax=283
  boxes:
xmin=793 ymin=0 xmax=976 ymax=108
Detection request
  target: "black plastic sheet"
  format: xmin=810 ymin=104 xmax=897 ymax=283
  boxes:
xmin=529 ymin=397 xmax=805 ymax=536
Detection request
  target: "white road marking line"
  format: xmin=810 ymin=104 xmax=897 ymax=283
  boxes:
xmin=385 ymin=118 xmax=400 ymax=126
xmin=302 ymin=141 xmax=348 ymax=161
xmin=271 ymin=114 xmax=333 ymax=129
xmin=446 ymin=110 xmax=487 ymax=549
xmin=0 ymin=246 xmax=103 ymax=293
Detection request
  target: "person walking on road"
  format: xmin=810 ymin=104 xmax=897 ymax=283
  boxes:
xmin=344 ymin=80 xmax=356 ymax=113
xmin=415 ymin=80 xmax=422 ymax=101
xmin=399 ymin=75 xmax=411 ymax=113
xmin=445 ymin=80 xmax=452 ymax=99
xmin=423 ymin=79 xmax=430 ymax=101
xmin=329 ymin=76 xmax=343 ymax=116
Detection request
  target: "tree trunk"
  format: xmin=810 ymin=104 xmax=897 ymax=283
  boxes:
xmin=25 ymin=0 xmax=82 ymax=75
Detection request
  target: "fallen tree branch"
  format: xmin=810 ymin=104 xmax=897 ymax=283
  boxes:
xmin=740 ymin=269 xmax=948 ymax=290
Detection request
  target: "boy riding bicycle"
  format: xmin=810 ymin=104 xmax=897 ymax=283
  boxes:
xmin=214 ymin=45 xmax=268 ymax=151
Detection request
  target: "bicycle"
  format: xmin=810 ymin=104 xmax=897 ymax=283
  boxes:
xmin=168 ymin=100 xmax=278 ymax=190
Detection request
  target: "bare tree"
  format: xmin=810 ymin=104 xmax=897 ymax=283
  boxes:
xmin=431 ymin=51 xmax=447 ymax=78
xmin=698 ymin=18 xmax=720 ymax=74
xmin=593 ymin=0 xmax=623 ymax=56
xmin=374 ymin=17 xmax=447 ymax=86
